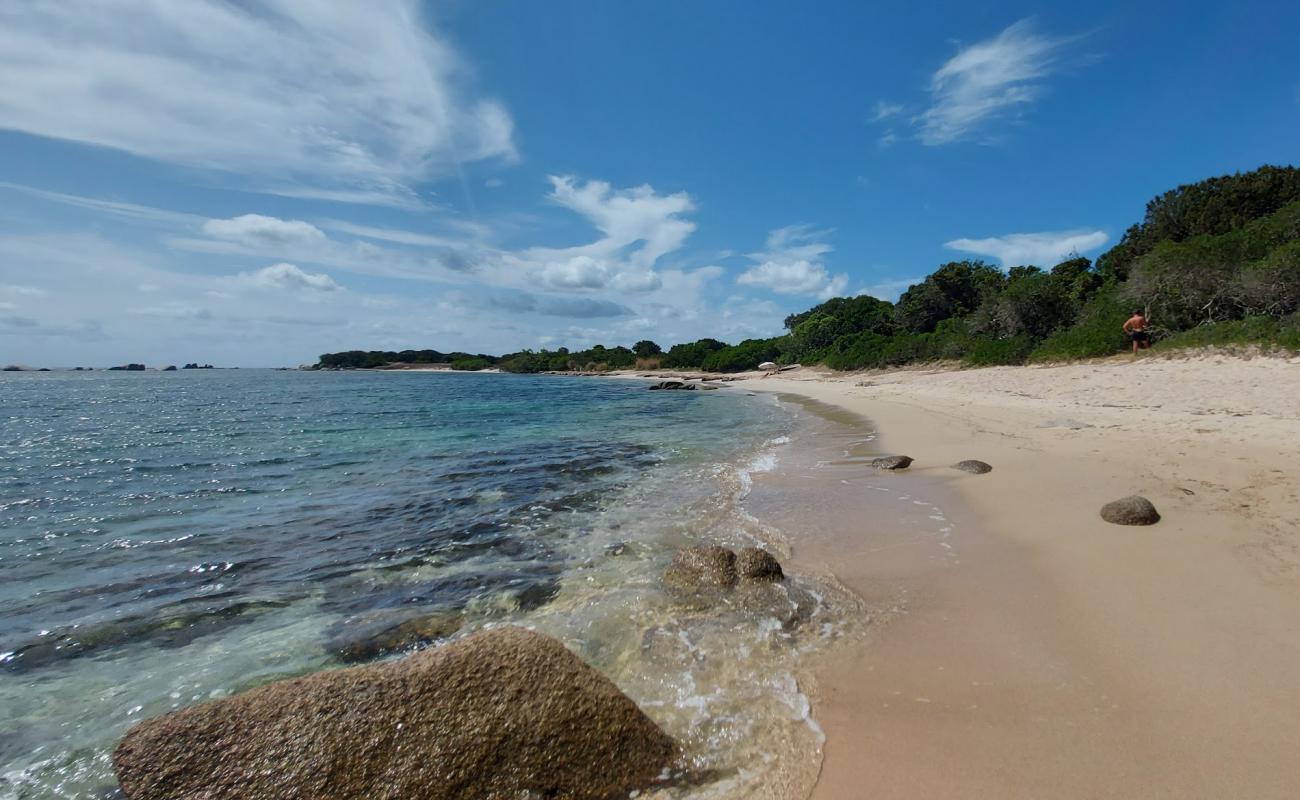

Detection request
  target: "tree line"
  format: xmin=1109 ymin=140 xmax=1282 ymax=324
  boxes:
xmin=318 ymin=164 xmax=1300 ymax=374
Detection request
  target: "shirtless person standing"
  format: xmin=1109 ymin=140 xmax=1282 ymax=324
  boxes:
xmin=1122 ymin=309 xmax=1151 ymax=354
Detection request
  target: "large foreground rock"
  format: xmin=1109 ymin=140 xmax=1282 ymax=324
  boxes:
xmin=113 ymin=627 xmax=676 ymax=800
xmin=1100 ymin=495 xmax=1161 ymax=526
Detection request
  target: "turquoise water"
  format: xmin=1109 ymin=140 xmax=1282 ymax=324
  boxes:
xmin=0 ymin=370 xmax=843 ymax=798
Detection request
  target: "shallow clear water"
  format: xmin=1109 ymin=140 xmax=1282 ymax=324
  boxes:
xmin=0 ymin=370 xmax=849 ymax=798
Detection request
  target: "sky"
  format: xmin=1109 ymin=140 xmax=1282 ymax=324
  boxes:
xmin=1 ymin=1 xmax=1297 ymax=367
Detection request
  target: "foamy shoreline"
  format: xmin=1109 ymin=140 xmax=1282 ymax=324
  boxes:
xmin=731 ymin=355 xmax=1300 ymax=799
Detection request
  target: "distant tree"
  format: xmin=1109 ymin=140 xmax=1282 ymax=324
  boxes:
xmin=894 ymin=261 xmax=1003 ymax=333
xmin=662 ymin=338 xmax=729 ymax=368
xmin=1097 ymin=165 xmax=1300 ymax=281
xmin=632 ymin=340 xmax=662 ymax=358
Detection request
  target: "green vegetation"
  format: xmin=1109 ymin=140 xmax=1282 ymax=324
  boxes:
xmin=1154 ymin=314 xmax=1300 ymax=353
xmin=317 ymin=165 xmax=1300 ymax=374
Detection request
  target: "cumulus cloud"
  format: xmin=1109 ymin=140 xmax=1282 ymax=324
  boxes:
xmin=0 ymin=1 xmax=515 ymax=203
xmin=736 ymin=225 xmax=849 ymax=299
xmin=240 ymin=263 xmax=341 ymax=292
xmin=515 ymin=176 xmax=697 ymax=292
xmin=917 ymin=19 xmax=1074 ymax=145
xmin=945 ymin=229 xmax=1109 ymax=267
xmin=202 ymin=215 xmax=328 ymax=248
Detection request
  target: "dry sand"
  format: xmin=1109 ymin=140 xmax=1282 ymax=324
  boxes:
xmin=741 ymin=354 xmax=1300 ymax=799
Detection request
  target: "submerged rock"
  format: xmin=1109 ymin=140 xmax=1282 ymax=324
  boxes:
xmin=736 ymin=547 xmax=784 ymax=583
xmin=1100 ymin=495 xmax=1161 ymax=525
xmin=736 ymin=582 xmax=817 ymax=630
xmin=870 ymin=455 xmax=914 ymax=470
xmin=323 ymin=608 xmax=463 ymax=663
xmin=113 ymin=626 xmax=676 ymax=800
xmin=648 ymin=380 xmax=696 ymax=391
xmin=663 ymin=545 xmax=738 ymax=590
xmin=953 ymin=459 xmax=993 ymax=474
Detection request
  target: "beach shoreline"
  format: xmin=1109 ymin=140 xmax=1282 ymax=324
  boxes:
xmin=730 ymin=355 xmax=1300 ymax=799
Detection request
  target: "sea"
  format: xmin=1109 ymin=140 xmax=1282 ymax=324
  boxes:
xmin=0 ymin=369 xmax=871 ymax=799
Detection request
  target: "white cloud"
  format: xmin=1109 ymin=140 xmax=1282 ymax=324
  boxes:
xmin=871 ymin=101 xmax=903 ymax=121
xmin=240 ymin=263 xmax=341 ymax=292
xmin=858 ymin=276 xmax=923 ymax=301
xmin=878 ymin=130 xmax=899 ymax=149
xmin=202 ymin=215 xmax=328 ymax=248
xmin=0 ymin=1 xmax=515 ymax=203
xmin=0 ymin=283 xmax=48 ymax=298
xmin=944 ymin=229 xmax=1109 ymax=267
xmin=516 ymin=176 xmax=697 ymax=292
xmin=736 ymin=225 xmax=848 ymax=299
xmin=916 ymin=19 xmax=1072 ymax=145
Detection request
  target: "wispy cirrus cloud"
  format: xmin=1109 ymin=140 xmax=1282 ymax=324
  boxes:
xmin=917 ymin=19 xmax=1076 ymax=145
xmin=0 ymin=1 xmax=515 ymax=205
xmin=737 ymin=225 xmax=848 ymax=299
xmin=870 ymin=101 xmax=904 ymax=122
xmin=945 ymin=229 xmax=1108 ymax=267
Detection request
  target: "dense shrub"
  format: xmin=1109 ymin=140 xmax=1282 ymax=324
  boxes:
xmin=450 ymin=357 xmax=493 ymax=371
xmin=1029 ymin=288 xmax=1131 ymax=362
xmin=962 ymin=335 xmax=1034 ymax=366
xmin=701 ymin=338 xmax=784 ymax=372
xmin=1155 ymin=314 xmax=1300 ymax=352
xmin=662 ymin=338 xmax=729 ymax=368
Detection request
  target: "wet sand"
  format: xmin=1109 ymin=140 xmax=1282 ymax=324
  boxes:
xmin=742 ymin=356 xmax=1300 ymax=799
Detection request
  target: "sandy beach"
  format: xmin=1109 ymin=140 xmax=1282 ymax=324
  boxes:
xmin=736 ymin=354 xmax=1300 ymax=799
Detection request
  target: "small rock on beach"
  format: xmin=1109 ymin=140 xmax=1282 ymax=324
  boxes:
xmin=1100 ymin=495 xmax=1161 ymax=525
xmin=870 ymin=455 xmax=914 ymax=470
xmin=953 ymin=459 xmax=993 ymax=474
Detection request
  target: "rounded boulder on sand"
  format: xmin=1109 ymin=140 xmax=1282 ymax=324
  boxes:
xmin=113 ymin=626 xmax=676 ymax=800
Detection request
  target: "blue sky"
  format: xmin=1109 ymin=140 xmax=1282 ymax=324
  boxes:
xmin=1 ymin=0 xmax=1297 ymax=367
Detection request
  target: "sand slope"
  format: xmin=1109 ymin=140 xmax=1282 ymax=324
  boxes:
xmin=745 ymin=354 xmax=1300 ymax=799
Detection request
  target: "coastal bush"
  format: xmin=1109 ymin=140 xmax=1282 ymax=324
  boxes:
xmin=962 ymin=335 xmax=1034 ymax=367
xmin=1029 ymin=288 xmax=1131 ymax=362
xmin=662 ymin=338 xmax=729 ymax=368
xmin=701 ymin=338 xmax=783 ymax=373
xmin=1155 ymin=314 xmax=1300 ymax=353
xmin=1097 ymin=165 xmax=1300 ymax=281
xmin=894 ymin=261 xmax=1004 ymax=334
xmin=450 ymin=357 xmax=493 ymax=371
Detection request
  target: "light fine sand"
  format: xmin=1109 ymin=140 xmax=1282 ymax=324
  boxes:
xmin=743 ymin=355 xmax=1300 ymax=799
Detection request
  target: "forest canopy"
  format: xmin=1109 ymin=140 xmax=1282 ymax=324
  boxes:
xmin=319 ymin=165 xmax=1300 ymax=374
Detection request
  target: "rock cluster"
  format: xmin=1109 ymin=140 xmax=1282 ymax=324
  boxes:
xmin=663 ymin=545 xmax=784 ymax=593
xmin=647 ymin=380 xmax=721 ymax=391
xmin=113 ymin=626 xmax=676 ymax=800
xmin=1100 ymin=495 xmax=1161 ymax=525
